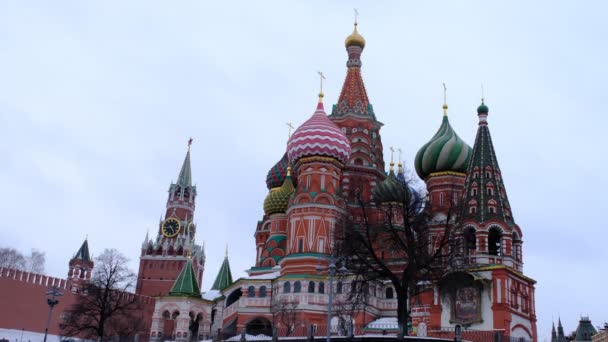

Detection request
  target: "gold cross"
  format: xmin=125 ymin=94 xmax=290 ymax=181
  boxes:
xmin=390 ymin=146 xmax=395 ymax=163
xmin=318 ymin=71 xmax=326 ymax=94
xmin=286 ymin=122 xmax=295 ymax=138
xmin=354 ymin=8 xmax=359 ymax=24
xmin=442 ymin=82 xmax=447 ymax=105
xmin=397 ymin=148 xmax=402 ymax=164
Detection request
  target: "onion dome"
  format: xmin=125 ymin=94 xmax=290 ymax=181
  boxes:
xmin=263 ymin=168 xmax=296 ymax=215
xmin=287 ymin=96 xmax=351 ymax=165
xmin=266 ymin=152 xmax=296 ymax=189
xmin=415 ymin=104 xmax=472 ymax=180
xmin=373 ymin=163 xmax=411 ymax=205
xmin=477 ymin=100 xmax=489 ymax=114
xmin=345 ymin=22 xmax=366 ymax=48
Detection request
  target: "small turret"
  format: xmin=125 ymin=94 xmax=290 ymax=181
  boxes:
xmin=211 ymin=249 xmax=233 ymax=291
xmin=68 ymin=239 xmax=94 ymax=291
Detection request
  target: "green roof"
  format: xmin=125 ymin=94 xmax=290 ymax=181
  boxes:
xmin=169 ymin=259 xmax=201 ymax=298
xmin=211 ymin=256 xmax=233 ymax=291
xmin=73 ymin=239 xmax=91 ymax=262
xmin=177 ymin=149 xmax=192 ymax=187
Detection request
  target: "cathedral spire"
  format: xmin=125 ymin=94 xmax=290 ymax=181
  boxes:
xmin=332 ymin=20 xmax=373 ymax=118
xmin=461 ymin=99 xmax=515 ymax=224
xmin=177 ymin=138 xmax=193 ymax=187
xmin=72 ymin=238 xmax=91 ymax=262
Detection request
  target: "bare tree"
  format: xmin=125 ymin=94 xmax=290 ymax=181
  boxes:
xmin=0 ymin=247 xmax=26 ymax=270
xmin=60 ymin=249 xmax=145 ymax=342
xmin=337 ymin=176 xmax=461 ymax=337
xmin=27 ymin=249 xmax=45 ymax=273
xmin=271 ymin=298 xmax=299 ymax=336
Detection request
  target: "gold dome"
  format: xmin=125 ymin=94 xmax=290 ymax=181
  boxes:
xmin=345 ymin=23 xmax=366 ymax=48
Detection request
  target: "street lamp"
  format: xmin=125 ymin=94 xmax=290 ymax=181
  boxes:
xmin=43 ymin=286 xmax=63 ymax=342
xmin=316 ymin=255 xmax=347 ymax=342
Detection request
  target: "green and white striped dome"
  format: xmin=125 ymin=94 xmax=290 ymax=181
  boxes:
xmin=415 ymin=111 xmax=472 ymax=180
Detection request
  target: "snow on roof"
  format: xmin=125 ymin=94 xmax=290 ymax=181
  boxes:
xmin=226 ymin=334 xmax=272 ymax=341
xmin=202 ymin=289 xmax=222 ymax=300
xmin=0 ymin=328 xmax=62 ymax=342
xmin=246 ymin=271 xmax=280 ymax=280
xmin=366 ymin=317 xmax=398 ymax=329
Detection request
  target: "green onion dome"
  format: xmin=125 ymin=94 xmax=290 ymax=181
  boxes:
xmin=372 ymin=163 xmax=411 ymax=205
xmin=415 ymin=108 xmax=472 ymax=180
xmin=477 ymin=100 xmax=489 ymax=114
xmin=263 ymin=168 xmax=295 ymax=215
xmin=266 ymin=152 xmax=296 ymax=189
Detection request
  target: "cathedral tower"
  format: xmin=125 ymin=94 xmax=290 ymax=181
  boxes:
xmin=136 ymin=141 xmax=205 ymax=297
xmin=281 ymin=93 xmax=351 ymax=275
xmin=328 ymin=22 xmax=385 ymax=203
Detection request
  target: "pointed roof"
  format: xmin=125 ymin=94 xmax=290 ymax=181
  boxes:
xmin=551 ymin=322 xmax=557 ymax=342
xmin=177 ymin=147 xmax=192 ymax=187
xmin=211 ymin=255 xmax=233 ymax=291
xmin=73 ymin=239 xmax=91 ymax=262
xmin=168 ymin=259 xmax=201 ymax=298
xmin=574 ymin=316 xmax=597 ymax=341
xmin=330 ymin=23 xmax=375 ymax=119
xmin=461 ymin=100 xmax=515 ymax=225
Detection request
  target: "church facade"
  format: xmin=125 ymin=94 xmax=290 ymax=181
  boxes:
xmin=0 ymin=21 xmax=537 ymax=342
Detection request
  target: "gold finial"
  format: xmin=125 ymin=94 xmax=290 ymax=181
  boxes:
xmin=389 ymin=146 xmax=395 ymax=171
xmin=286 ymin=166 xmax=292 ymax=177
xmin=318 ymin=71 xmax=326 ymax=101
xmin=286 ymin=122 xmax=295 ymax=138
xmin=442 ymin=83 xmax=448 ymax=116
xmin=397 ymin=148 xmax=403 ymax=167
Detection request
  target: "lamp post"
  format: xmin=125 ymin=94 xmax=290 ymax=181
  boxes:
xmin=43 ymin=286 xmax=63 ymax=342
xmin=316 ymin=255 xmax=347 ymax=342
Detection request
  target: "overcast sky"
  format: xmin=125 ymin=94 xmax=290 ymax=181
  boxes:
xmin=1 ymin=1 xmax=606 ymax=340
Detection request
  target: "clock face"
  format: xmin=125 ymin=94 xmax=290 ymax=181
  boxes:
xmin=162 ymin=218 xmax=181 ymax=237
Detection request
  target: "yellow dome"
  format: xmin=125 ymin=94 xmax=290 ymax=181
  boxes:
xmin=345 ymin=23 xmax=366 ymax=48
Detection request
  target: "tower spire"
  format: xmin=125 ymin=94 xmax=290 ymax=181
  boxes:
xmin=318 ymin=71 xmax=326 ymax=102
xmin=442 ymin=83 xmax=448 ymax=116
xmin=177 ymin=139 xmax=193 ymax=187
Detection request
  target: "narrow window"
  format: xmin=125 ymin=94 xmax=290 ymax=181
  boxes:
xmin=306 ymin=175 xmax=311 ymax=189
xmin=283 ymin=282 xmax=291 ymax=293
xmin=470 ymin=207 xmax=477 ymax=214
xmin=487 ymin=188 xmax=493 ymax=196
xmin=298 ymin=239 xmax=304 ymax=253
xmin=259 ymin=286 xmax=267 ymax=297
xmin=464 ymin=228 xmax=476 ymax=255
xmin=488 ymin=228 xmax=502 ymax=256
xmin=318 ymin=282 xmax=325 ymax=294
xmin=318 ymin=238 xmax=325 ymax=253
xmin=247 ymin=286 xmax=255 ymax=297
xmin=471 ymin=188 xmax=477 ymax=196
xmin=439 ymin=193 xmax=444 ymax=208
xmin=386 ymin=287 xmax=394 ymax=299
xmin=294 ymin=281 xmax=301 ymax=293
xmin=321 ymin=175 xmax=325 ymax=190
xmin=308 ymin=281 xmax=315 ymax=293
xmin=336 ymin=281 xmax=343 ymax=294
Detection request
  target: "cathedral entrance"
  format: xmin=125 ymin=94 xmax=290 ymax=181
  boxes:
xmin=245 ymin=317 xmax=272 ymax=336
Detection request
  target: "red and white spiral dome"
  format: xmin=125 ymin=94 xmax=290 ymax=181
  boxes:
xmin=287 ymin=97 xmax=351 ymax=165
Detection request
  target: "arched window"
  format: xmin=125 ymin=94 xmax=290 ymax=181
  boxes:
xmin=308 ymin=281 xmax=315 ymax=293
xmin=318 ymin=282 xmax=325 ymax=294
xmin=247 ymin=286 xmax=255 ymax=297
xmin=294 ymin=281 xmax=302 ymax=293
xmin=226 ymin=289 xmax=242 ymax=307
xmin=386 ymin=287 xmax=394 ymax=299
xmin=512 ymin=232 xmax=521 ymax=261
xmin=488 ymin=227 xmax=502 ymax=256
xmin=336 ymin=281 xmax=343 ymax=294
xmin=464 ymin=227 xmax=476 ymax=255
xmin=259 ymin=286 xmax=267 ymax=297
xmin=283 ymin=282 xmax=291 ymax=293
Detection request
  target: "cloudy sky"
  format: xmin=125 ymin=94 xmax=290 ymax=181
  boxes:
xmin=1 ymin=1 xmax=606 ymax=339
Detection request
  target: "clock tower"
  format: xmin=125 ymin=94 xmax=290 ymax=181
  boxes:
xmin=135 ymin=140 xmax=205 ymax=297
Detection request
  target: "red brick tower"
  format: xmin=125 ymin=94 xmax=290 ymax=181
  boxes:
xmin=282 ymin=93 xmax=351 ymax=275
xmin=67 ymin=238 xmax=94 ymax=292
xmin=136 ymin=141 xmax=205 ymax=297
xmin=328 ymin=21 xmax=385 ymax=205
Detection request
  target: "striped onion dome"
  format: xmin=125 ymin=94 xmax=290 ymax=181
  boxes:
xmin=263 ymin=168 xmax=295 ymax=215
xmin=266 ymin=152 xmax=296 ymax=189
xmin=373 ymin=163 xmax=411 ymax=205
xmin=415 ymin=108 xmax=472 ymax=180
xmin=287 ymin=96 xmax=351 ymax=165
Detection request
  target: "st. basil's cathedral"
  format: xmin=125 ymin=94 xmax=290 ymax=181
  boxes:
xmin=0 ymin=21 xmax=537 ymax=342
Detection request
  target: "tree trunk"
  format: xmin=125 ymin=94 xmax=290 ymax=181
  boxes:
xmin=396 ymin=289 xmax=409 ymax=339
